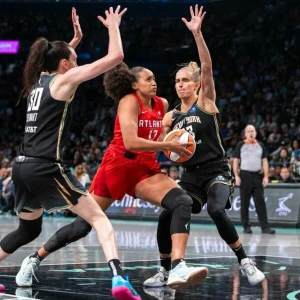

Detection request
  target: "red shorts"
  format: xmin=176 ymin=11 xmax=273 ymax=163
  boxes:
xmin=89 ymin=146 xmax=161 ymax=200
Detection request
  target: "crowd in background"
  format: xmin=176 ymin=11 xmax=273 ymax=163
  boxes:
xmin=0 ymin=0 xmax=300 ymax=214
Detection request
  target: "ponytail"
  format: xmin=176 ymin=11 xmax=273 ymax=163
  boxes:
xmin=178 ymin=61 xmax=201 ymax=82
xmin=19 ymin=37 xmax=49 ymax=100
xmin=19 ymin=38 xmax=71 ymax=102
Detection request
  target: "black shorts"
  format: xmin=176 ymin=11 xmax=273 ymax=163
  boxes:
xmin=12 ymin=156 xmax=88 ymax=214
xmin=179 ymin=158 xmax=235 ymax=214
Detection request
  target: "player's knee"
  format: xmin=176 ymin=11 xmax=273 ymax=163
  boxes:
xmin=0 ymin=215 xmax=42 ymax=254
xmin=161 ymin=188 xmax=192 ymax=234
xmin=207 ymin=204 xmax=219 ymax=219
xmin=19 ymin=215 xmax=43 ymax=241
xmin=207 ymin=184 xmax=229 ymax=219
xmin=161 ymin=188 xmax=192 ymax=212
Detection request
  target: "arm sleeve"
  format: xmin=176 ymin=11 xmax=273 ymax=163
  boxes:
xmin=232 ymin=141 xmax=243 ymax=159
xmin=259 ymin=141 xmax=268 ymax=158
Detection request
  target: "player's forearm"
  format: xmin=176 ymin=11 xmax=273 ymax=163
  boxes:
xmin=124 ymin=137 xmax=172 ymax=152
xmin=107 ymin=25 xmax=123 ymax=57
xmin=193 ymin=31 xmax=212 ymax=70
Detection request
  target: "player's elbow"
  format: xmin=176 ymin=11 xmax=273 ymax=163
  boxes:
xmin=108 ymin=51 xmax=124 ymax=66
xmin=124 ymin=141 xmax=135 ymax=151
xmin=123 ymin=138 xmax=139 ymax=151
xmin=201 ymin=63 xmax=212 ymax=74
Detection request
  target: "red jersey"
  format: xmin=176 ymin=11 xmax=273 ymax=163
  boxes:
xmin=110 ymin=93 xmax=164 ymax=158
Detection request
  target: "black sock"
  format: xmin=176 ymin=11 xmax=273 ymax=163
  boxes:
xmin=160 ymin=257 xmax=171 ymax=271
xmin=108 ymin=259 xmax=123 ymax=277
xmin=171 ymin=258 xmax=184 ymax=269
xmin=30 ymin=252 xmax=44 ymax=261
xmin=232 ymin=244 xmax=247 ymax=264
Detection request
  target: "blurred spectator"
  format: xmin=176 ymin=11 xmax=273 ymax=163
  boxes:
xmin=168 ymin=166 xmax=180 ymax=183
xmin=279 ymin=167 xmax=295 ymax=183
xmin=268 ymin=166 xmax=281 ymax=183
xmin=267 ymin=126 xmax=281 ymax=153
xmin=74 ymin=164 xmax=91 ymax=189
xmin=290 ymin=139 xmax=300 ymax=161
xmin=270 ymin=140 xmax=293 ymax=161
xmin=270 ymin=148 xmax=291 ymax=168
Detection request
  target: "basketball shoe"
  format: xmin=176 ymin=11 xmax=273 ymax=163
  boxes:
xmin=16 ymin=255 xmax=40 ymax=287
xmin=112 ymin=275 xmax=141 ymax=300
xmin=240 ymin=258 xmax=265 ymax=285
xmin=167 ymin=261 xmax=209 ymax=290
xmin=143 ymin=266 xmax=169 ymax=287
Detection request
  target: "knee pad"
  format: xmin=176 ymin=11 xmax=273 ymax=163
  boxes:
xmin=157 ymin=210 xmax=172 ymax=254
xmin=44 ymin=216 xmax=92 ymax=253
xmin=161 ymin=188 xmax=192 ymax=235
xmin=0 ymin=215 xmax=42 ymax=254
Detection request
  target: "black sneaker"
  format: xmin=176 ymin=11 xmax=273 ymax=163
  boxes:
xmin=243 ymin=227 xmax=253 ymax=234
xmin=262 ymin=228 xmax=276 ymax=234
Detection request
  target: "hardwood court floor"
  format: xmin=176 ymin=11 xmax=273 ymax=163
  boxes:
xmin=0 ymin=216 xmax=299 ymax=299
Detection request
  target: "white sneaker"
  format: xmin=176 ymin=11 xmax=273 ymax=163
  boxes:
xmin=143 ymin=286 xmax=176 ymax=300
xmin=240 ymin=258 xmax=265 ymax=285
xmin=167 ymin=261 xmax=208 ymax=290
xmin=15 ymin=287 xmax=32 ymax=298
xmin=143 ymin=267 xmax=169 ymax=287
xmin=16 ymin=255 xmax=40 ymax=287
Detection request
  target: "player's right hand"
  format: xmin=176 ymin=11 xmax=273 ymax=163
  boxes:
xmin=169 ymin=140 xmax=193 ymax=157
xmin=98 ymin=6 xmax=127 ymax=28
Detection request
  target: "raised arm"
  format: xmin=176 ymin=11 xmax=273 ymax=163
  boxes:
xmin=52 ymin=6 xmax=126 ymax=100
xmin=69 ymin=7 xmax=83 ymax=49
xmin=182 ymin=5 xmax=216 ymax=102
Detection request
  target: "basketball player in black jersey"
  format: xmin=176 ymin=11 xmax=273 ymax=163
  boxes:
xmin=143 ymin=5 xmax=265 ymax=292
xmin=0 ymin=7 xmax=141 ymax=300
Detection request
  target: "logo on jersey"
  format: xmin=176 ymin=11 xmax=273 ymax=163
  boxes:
xmin=173 ymin=116 xmax=201 ymax=130
xmin=139 ymin=120 xmax=162 ymax=128
xmin=190 ymin=106 xmax=196 ymax=113
xmin=215 ymin=175 xmax=225 ymax=181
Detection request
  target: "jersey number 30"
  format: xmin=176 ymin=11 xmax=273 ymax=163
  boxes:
xmin=27 ymin=88 xmax=44 ymax=112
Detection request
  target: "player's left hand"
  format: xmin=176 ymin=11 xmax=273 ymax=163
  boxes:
xmin=72 ymin=7 xmax=83 ymax=40
xmin=182 ymin=4 xmax=206 ymax=34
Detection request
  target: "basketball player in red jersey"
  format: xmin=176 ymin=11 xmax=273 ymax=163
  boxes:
xmin=15 ymin=63 xmax=209 ymax=292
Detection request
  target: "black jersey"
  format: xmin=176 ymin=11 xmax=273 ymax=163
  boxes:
xmin=171 ymin=101 xmax=226 ymax=167
xmin=19 ymin=73 xmax=73 ymax=160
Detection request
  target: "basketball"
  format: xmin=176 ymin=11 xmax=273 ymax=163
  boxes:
xmin=163 ymin=129 xmax=196 ymax=163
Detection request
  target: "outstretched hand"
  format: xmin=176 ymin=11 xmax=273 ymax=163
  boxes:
xmin=98 ymin=6 xmax=127 ymax=28
xmin=182 ymin=4 xmax=206 ymax=34
xmin=72 ymin=7 xmax=82 ymax=40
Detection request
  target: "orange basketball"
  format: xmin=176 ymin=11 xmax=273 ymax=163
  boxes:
xmin=163 ymin=129 xmax=196 ymax=163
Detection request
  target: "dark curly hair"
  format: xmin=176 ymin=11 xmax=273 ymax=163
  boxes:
xmin=103 ymin=62 xmax=145 ymax=103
